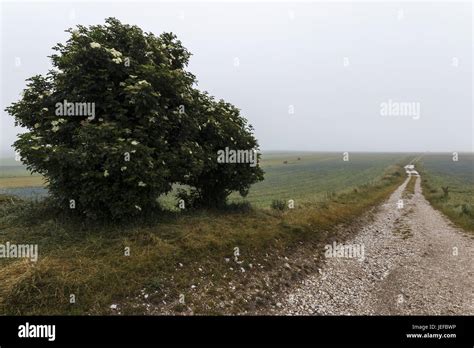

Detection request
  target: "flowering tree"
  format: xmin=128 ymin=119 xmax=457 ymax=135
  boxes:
xmin=6 ymin=18 xmax=263 ymax=219
xmin=178 ymin=91 xmax=264 ymax=208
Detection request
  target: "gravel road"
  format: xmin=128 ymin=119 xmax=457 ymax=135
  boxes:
xmin=275 ymin=174 xmax=474 ymax=315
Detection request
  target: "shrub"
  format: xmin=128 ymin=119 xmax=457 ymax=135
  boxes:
xmin=176 ymin=90 xmax=264 ymax=208
xmin=6 ymin=18 xmax=263 ymax=219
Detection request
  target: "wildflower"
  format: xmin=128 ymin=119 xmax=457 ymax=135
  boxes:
xmin=90 ymin=42 xmax=101 ymax=49
xmin=131 ymin=140 xmax=139 ymax=146
xmin=108 ymin=48 xmax=122 ymax=58
xmin=137 ymin=80 xmax=151 ymax=87
xmin=103 ymin=170 xmax=109 ymax=177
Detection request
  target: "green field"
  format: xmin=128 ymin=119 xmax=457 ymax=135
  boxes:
xmin=1 ymin=152 xmax=411 ymax=206
xmin=230 ymin=152 xmax=410 ymax=207
xmin=0 ymin=152 xmax=409 ymax=315
xmin=419 ymin=153 xmax=474 ymax=232
xmin=157 ymin=152 xmax=411 ymax=209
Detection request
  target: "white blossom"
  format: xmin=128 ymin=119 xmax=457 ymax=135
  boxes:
xmin=137 ymin=80 xmax=151 ymax=87
xmin=90 ymin=42 xmax=101 ymax=49
xmin=108 ymin=48 xmax=122 ymax=58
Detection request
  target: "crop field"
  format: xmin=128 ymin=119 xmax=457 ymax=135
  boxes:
xmin=230 ymin=152 xmax=411 ymax=207
xmin=1 ymin=153 xmax=411 ymax=207
xmin=160 ymin=152 xmax=412 ymax=209
xmin=419 ymin=153 xmax=474 ymax=232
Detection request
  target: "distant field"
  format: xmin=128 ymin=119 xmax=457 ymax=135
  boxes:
xmin=230 ymin=152 xmax=410 ymax=207
xmin=158 ymin=152 xmax=412 ymax=209
xmin=0 ymin=153 xmax=411 ymax=206
xmin=0 ymin=160 xmax=46 ymax=198
xmin=419 ymin=153 xmax=474 ymax=232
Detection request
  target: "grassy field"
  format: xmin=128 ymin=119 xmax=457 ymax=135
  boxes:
xmin=0 ymin=153 xmax=410 ymax=315
xmin=230 ymin=152 xmax=409 ymax=207
xmin=1 ymin=152 xmax=409 ymax=206
xmin=149 ymin=152 xmax=410 ymax=209
xmin=418 ymin=153 xmax=474 ymax=232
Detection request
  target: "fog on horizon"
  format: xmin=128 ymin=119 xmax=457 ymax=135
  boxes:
xmin=1 ymin=1 xmax=472 ymax=159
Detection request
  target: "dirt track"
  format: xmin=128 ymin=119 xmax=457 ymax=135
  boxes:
xmin=274 ymin=175 xmax=474 ymax=315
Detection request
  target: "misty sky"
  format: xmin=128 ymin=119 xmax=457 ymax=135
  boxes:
xmin=0 ymin=1 xmax=472 ymax=157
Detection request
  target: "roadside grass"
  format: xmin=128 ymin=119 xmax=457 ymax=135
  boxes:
xmin=419 ymin=154 xmax=474 ymax=233
xmin=403 ymin=175 xmax=417 ymax=198
xmin=0 ymin=163 xmax=407 ymax=315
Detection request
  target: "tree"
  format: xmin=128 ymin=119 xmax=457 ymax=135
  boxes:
xmin=177 ymin=91 xmax=264 ymax=208
xmin=6 ymin=18 xmax=263 ymax=218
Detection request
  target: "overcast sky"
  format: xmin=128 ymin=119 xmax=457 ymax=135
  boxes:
xmin=1 ymin=1 xmax=472 ymax=157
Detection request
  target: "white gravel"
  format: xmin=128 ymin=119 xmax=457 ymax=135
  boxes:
xmin=275 ymin=175 xmax=474 ymax=315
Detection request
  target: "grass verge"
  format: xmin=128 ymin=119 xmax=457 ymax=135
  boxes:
xmin=403 ymin=175 xmax=417 ymax=198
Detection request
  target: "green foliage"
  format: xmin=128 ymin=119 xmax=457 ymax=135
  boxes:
xmin=5 ymin=18 xmax=263 ymax=219
xmin=177 ymin=90 xmax=264 ymax=208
